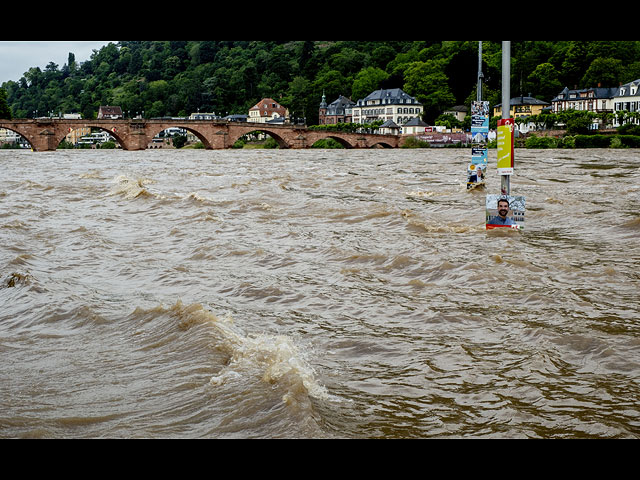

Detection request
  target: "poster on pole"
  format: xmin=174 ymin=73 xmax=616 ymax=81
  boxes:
xmin=497 ymin=118 xmax=514 ymax=175
xmin=467 ymin=101 xmax=489 ymax=189
xmin=485 ymin=194 xmax=525 ymax=230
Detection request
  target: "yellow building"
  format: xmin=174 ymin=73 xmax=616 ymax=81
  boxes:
xmin=493 ymin=96 xmax=550 ymax=119
xmin=65 ymin=126 xmax=92 ymax=145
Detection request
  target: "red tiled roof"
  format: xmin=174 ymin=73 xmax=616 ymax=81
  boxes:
xmin=249 ymin=98 xmax=287 ymax=116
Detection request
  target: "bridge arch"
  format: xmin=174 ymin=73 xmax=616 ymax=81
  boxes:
xmin=229 ymin=127 xmax=290 ymax=149
xmin=146 ymin=124 xmax=213 ymax=149
xmin=0 ymin=124 xmax=32 ymax=149
xmin=311 ymin=134 xmax=353 ymax=148
xmin=65 ymin=124 xmax=127 ymax=149
xmin=368 ymin=140 xmax=394 ymax=148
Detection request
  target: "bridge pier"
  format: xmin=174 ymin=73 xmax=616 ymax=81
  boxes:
xmin=212 ymin=129 xmax=230 ymax=149
xmin=33 ymin=129 xmax=59 ymax=152
xmin=287 ymin=133 xmax=306 ymax=149
xmin=23 ymin=120 xmax=60 ymax=151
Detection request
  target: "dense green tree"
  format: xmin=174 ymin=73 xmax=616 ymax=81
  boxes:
xmin=562 ymin=41 xmax=590 ymax=88
xmin=528 ymin=63 xmax=562 ymax=100
xmin=622 ymin=62 xmax=640 ymax=84
xmin=0 ymin=88 xmax=12 ymax=118
xmin=128 ymin=49 xmax=143 ymax=74
xmin=312 ymin=68 xmax=351 ymax=105
xmin=565 ymin=111 xmax=595 ymax=135
xmin=368 ymin=45 xmax=396 ymax=70
xmin=442 ymin=41 xmax=478 ymax=105
xmin=403 ymin=59 xmax=455 ymax=123
xmin=282 ymin=76 xmax=313 ymax=122
xmin=581 ymin=57 xmax=624 ymax=88
xmin=351 ymin=67 xmax=389 ymax=102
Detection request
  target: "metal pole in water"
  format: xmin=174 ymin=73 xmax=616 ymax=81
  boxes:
xmin=501 ymin=41 xmax=511 ymax=195
xmin=477 ymin=41 xmax=483 ymax=102
xmin=468 ymin=41 xmax=488 ymax=190
xmin=488 ymin=41 xmax=524 ymax=231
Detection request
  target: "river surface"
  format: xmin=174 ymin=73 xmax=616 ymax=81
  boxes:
xmin=1 ymin=147 xmax=639 ymax=438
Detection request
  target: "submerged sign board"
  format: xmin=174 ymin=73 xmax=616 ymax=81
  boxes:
xmin=486 ymin=194 xmax=525 ymax=230
xmin=468 ymin=101 xmax=489 ymax=189
xmin=497 ymin=118 xmax=514 ymax=175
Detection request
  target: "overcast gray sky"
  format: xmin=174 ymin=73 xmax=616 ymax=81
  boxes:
xmin=0 ymin=41 xmax=114 ymax=84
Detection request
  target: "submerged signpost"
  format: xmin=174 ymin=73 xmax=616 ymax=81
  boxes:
xmin=485 ymin=41 xmax=525 ymax=230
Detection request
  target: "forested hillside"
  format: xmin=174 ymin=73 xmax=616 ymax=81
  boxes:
xmin=3 ymin=40 xmax=640 ymax=124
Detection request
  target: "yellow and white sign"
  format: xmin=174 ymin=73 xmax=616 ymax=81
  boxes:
xmin=497 ymin=118 xmax=514 ymax=175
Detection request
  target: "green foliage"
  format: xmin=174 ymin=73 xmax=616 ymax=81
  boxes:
xmin=99 ymin=140 xmax=117 ymax=149
xmin=351 ymin=66 xmax=389 ymax=101
xmin=3 ymin=41 xmax=640 ymax=126
xmin=523 ymin=132 xmax=640 ymax=149
xmin=527 ymin=63 xmax=562 ymax=100
xmin=615 ymin=135 xmax=640 ymax=147
xmin=0 ymin=88 xmax=11 ymax=118
xmin=308 ymin=121 xmax=382 ymax=133
xmin=566 ymin=111 xmax=597 ymax=135
xmin=401 ymin=136 xmax=431 ymax=148
xmin=617 ymin=122 xmax=640 ymax=136
xmin=172 ymin=135 xmax=187 ymax=149
xmin=403 ymin=59 xmax=456 ymax=121
xmin=311 ymin=138 xmax=344 ymax=148
xmin=263 ymin=137 xmax=279 ymax=149
xmin=573 ymin=134 xmax=615 ymax=148
xmin=525 ymin=134 xmax=560 ymax=148
xmin=610 ymin=136 xmax=624 ymax=149
xmin=434 ymin=113 xmax=462 ymax=130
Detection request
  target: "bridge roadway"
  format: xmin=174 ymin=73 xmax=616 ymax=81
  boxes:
xmin=0 ymin=118 xmax=402 ymax=151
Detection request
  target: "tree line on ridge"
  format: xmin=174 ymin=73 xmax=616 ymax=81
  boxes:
xmin=2 ymin=40 xmax=640 ymax=126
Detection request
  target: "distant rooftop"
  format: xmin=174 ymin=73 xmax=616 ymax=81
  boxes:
xmin=357 ymin=88 xmax=421 ymax=106
xmin=494 ymin=96 xmax=550 ymax=108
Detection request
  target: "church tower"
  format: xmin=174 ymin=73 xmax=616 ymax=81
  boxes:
xmin=319 ymin=90 xmax=327 ymax=124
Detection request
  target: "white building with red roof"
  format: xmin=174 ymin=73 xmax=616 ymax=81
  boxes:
xmin=248 ymin=98 xmax=289 ymax=123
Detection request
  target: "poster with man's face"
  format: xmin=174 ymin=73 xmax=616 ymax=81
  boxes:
xmin=467 ymin=163 xmax=486 ymax=189
xmin=486 ymin=194 xmax=525 ymax=230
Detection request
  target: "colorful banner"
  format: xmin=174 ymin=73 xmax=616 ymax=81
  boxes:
xmin=497 ymin=118 xmax=514 ymax=175
xmin=471 ymin=101 xmax=489 ymax=130
xmin=468 ymin=101 xmax=489 ymax=189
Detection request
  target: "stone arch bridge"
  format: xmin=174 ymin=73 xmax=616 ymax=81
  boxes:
xmin=0 ymin=118 xmax=403 ymax=151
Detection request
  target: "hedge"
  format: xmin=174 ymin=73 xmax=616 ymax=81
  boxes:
xmin=573 ymin=135 xmax=612 ymax=148
xmin=617 ymin=135 xmax=640 ymax=147
xmin=524 ymin=133 xmax=640 ymax=148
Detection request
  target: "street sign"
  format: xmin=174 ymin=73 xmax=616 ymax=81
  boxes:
xmin=497 ymin=118 xmax=514 ymax=175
